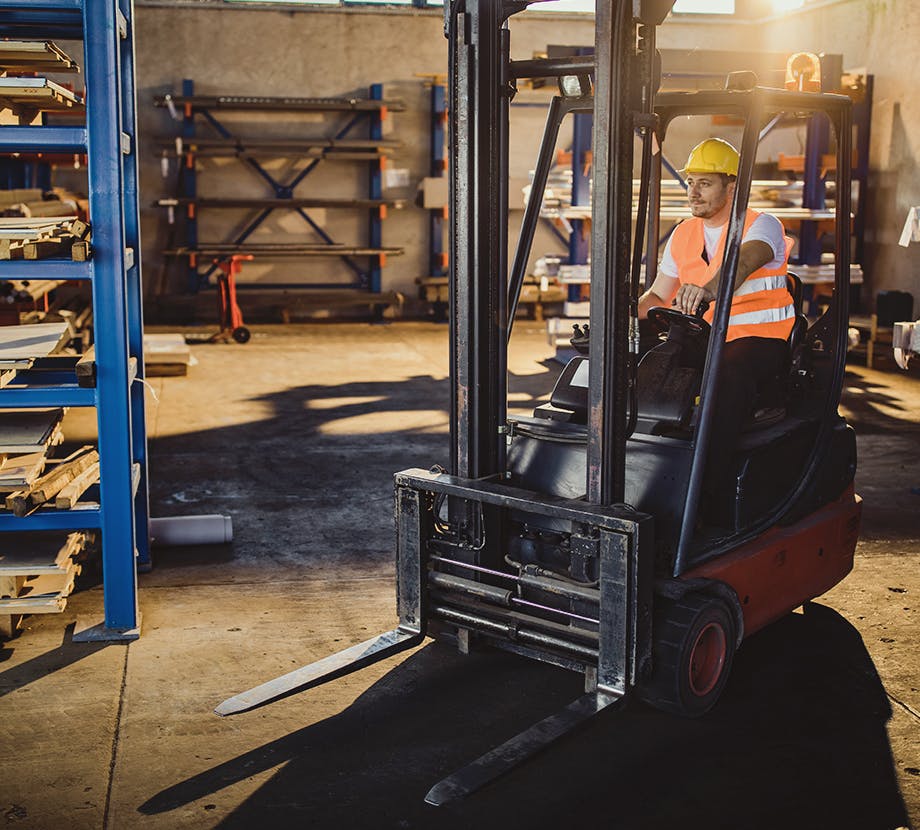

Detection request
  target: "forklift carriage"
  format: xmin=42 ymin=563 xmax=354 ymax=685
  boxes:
xmin=218 ymin=0 xmax=862 ymax=804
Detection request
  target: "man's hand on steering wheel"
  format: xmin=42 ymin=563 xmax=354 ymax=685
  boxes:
xmin=673 ymin=283 xmax=715 ymax=317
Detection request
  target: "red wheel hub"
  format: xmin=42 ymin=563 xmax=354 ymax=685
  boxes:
xmin=688 ymin=621 xmax=727 ymax=696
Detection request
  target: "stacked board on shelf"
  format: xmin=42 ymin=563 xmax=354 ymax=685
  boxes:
xmin=0 ymin=530 xmax=93 ymax=637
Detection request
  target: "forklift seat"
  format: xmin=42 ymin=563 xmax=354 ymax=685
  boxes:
xmin=537 ymin=273 xmax=808 ymax=432
xmin=747 ymin=272 xmax=809 ymax=427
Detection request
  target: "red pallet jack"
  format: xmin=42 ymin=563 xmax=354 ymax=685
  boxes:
xmin=210 ymin=254 xmax=251 ymax=344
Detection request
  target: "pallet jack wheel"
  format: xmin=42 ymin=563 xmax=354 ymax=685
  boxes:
xmin=231 ymin=326 xmax=251 ymax=344
xmin=637 ymin=592 xmax=736 ymax=717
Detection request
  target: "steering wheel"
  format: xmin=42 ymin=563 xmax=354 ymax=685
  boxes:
xmin=647 ymin=305 xmax=711 ymax=337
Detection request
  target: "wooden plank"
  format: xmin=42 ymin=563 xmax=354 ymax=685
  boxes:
xmin=0 ymin=451 xmax=46 ymax=493
xmin=0 ymin=188 xmax=45 ymax=206
xmin=0 ymin=238 xmax=24 ymax=260
xmin=54 ymin=461 xmax=99 ymax=509
xmin=0 ymin=565 xmax=79 ymax=614
xmin=23 ymin=236 xmax=70 ymax=260
xmin=0 ymin=612 xmax=23 ymax=638
xmin=67 ymin=218 xmax=91 ymax=240
xmin=0 ymin=216 xmax=79 ymax=234
xmin=0 ymin=41 xmax=80 ymax=73
xmin=0 ymin=322 xmax=69 ymax=361
xmin=0 ymin=77 xmax=83 ymax=104
xmin=70 ymin=240 xmax=91 ymax=261
xmin=75 ymin=345 xmax=95 ymax=388
xmin=0 ymin=573 xmax=25 ymax=599
xmin=6 ymin=447 xmax=97 ymax=514
xmin=0 ymin=408 xmax=64 ymax=454
xmin=0 ymin=530 xmax=85 ymax=576
xmin=0 ymin=595 xmax=65 ymax=614
xmin=144 ymin=333 xmax=191 ymax=365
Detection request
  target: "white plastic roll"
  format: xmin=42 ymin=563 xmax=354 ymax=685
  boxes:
xmin=149 ymin=514 xmax=233 ymax=547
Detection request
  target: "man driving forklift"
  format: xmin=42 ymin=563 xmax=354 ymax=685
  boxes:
xmin=637 ymin=137 xmax=796 ymax=512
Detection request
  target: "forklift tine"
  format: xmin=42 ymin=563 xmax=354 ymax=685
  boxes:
xmin=215 ymin=628 xmax=424 ymax=716
xmin=424 ymin=691 xmax=623 ymax=806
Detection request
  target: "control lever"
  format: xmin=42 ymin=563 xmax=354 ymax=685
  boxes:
xmin=570 ymin=323 xmax=590 ymax=355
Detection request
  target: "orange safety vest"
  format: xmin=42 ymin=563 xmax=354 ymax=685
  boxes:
xmin=669 ymin=209 xmax=795 ymax=342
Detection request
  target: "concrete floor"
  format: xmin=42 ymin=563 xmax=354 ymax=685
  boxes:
xmin=1 ymin=321 xmax=918 ymax=830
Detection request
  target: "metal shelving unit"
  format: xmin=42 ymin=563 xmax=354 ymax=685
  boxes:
xmin=154 ymin=80 xmax=405 ymax=298
xmin=0 ymin=0 xmax=149 ymax=637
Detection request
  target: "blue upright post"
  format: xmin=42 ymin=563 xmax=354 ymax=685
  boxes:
xmin=429 ymin=81 xmax=447 ymax=279
xmin=798 ymin=112 xmax=829 ymax=267
xmin=368 ymin=83 xmax=384 ymax=293
xmin=118 ymin=0 xmax=150 ymax=571
xmin=181 ymin=78 xmax=199 ymax=292
xmin=84 ymin=0 xmax=140 ymax=632
xmin=569 ymin=110 xmax=592 ymax=301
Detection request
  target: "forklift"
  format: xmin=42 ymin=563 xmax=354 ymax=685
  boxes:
xmin=217 ymin=0 xmax=862 ymax=804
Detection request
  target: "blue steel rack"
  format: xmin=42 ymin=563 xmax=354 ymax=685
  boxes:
xmin=156 ymin=80 xmax=401 ymax=295
xmin=0 ymin=0 xmax=149 ymax=635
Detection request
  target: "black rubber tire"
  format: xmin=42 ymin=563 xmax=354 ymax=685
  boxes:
xmin=231 ymin=326 xmax=251 ymax=344
xmin=637 ymin=593 xmax=736 ymax=717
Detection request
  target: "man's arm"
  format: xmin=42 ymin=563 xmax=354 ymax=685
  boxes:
xmin=672 ymin=239 xmax=774 ymax=315
xmin=638 ymin=272 xmax=680 ymax=319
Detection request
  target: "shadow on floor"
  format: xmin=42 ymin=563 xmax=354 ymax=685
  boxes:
xmin=139 ymin=603 xmax=909 ymax=830
xmin=0 ymin=623 xmax=110 ymax=695
xmin=841 ymin=368 xmax=920 ymax=436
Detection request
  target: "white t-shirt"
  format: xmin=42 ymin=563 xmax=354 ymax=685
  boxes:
xmin=658 ymin=213 xmax=787 ymax=281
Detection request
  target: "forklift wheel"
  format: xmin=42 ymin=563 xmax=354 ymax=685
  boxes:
xmin=232 ymin=326 xmax=251 ymax=344
xmin=637 ymin=593 xmax=736 ymax=717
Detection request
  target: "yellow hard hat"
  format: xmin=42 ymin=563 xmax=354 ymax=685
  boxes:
xmin=681 ymin=138 xmax=740 ymax=176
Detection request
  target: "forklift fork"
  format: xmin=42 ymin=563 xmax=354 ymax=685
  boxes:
xmin=216 ymin=485 xmax=430 ymax=716
xmin=216 ymin=472 xmax=646 ymax=803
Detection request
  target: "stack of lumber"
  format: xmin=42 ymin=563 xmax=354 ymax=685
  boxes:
xmin=0 ymin=215 xmax=91 ymax=261
xmin=4 ymin=445 xmax=99 ymax=516
xmin=0 ymin=77 xmax=83 ymax=123
xmin=144 ymin=332 xmax=194 ymax=376
xmin=0 ymin=408 xmax=66 ymax=503
xmin=0 ymin=41 xmax=80 ymax=75
xmin=0 ymin=322 xmax=70 ymax=385
xmin=0 ymin=188 xmax=80 ymax=219
xmin=0 ymin=408 xmax=65 ymax=455
xmin=0 ymin=39 xmax=83 ymax=126
xmin=0 ymin=531 xmax=90 ymax=637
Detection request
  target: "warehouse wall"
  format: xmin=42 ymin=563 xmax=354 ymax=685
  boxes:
xmin=133 ymin=2 xmax=920 ymax=320
xmin=133 ymin=4 xmax=599 ymax=317
xmin=132 ymin=3 xmax=753 ymax=318
xmin=759 ymin=0 xmax=920 ymax=309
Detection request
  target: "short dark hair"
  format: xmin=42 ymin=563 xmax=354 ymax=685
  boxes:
xmin=719 ymin=173 xmax=737 ymax=186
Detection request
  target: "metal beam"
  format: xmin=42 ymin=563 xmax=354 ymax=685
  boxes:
xmin=588 ymin=0 xmax=635 ymax=505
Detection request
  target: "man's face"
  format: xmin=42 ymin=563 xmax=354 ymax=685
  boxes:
xmin=685 ymin=174 xmax=734 ymax=220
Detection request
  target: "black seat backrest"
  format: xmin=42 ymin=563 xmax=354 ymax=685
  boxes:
xmin=787 ymin=272 xmax=804 ymax=316
xmin=786 ymin=272 xmax=808 ymax=359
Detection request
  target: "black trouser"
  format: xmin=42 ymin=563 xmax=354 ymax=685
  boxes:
xmin=703 ymin=336 xmax=789 ymax=503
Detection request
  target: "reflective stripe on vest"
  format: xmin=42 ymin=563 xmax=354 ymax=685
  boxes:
xmin=668 ymin=208 xmax=794 ymax=342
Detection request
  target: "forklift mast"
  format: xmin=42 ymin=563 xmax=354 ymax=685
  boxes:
xmin=449 ymin=0 xmax=673 ymax=495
